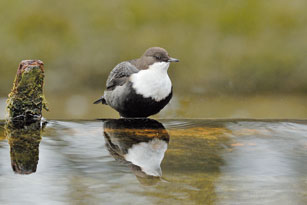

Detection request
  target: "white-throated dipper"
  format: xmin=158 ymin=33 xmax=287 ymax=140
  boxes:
xmin=94 ymin=47 xmax=179 ymax=118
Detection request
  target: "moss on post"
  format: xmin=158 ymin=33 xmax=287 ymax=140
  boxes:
xmin=6 ymin=60 xmax=48 ymax=123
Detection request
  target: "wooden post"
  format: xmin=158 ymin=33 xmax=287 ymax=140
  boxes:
xmin=6 ymin=60 xmax=48 ymax=123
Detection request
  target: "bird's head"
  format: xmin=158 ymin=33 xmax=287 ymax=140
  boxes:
xmin=138 ymin=47 xmax=179 ymax=70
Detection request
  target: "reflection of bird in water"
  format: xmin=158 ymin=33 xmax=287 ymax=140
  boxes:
xmin=103 ymin=118 xmax=169 ymax=185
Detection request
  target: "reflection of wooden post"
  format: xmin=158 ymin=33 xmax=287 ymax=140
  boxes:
xmin=5 ymin=121 xmax=41 ymax=174
xmin=6 ymin=60 xmax=48 ymax=123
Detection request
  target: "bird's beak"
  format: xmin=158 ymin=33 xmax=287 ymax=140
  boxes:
xmin=168 ymin=57 xmax=179 ymax=62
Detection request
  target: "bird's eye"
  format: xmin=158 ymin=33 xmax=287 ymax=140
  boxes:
xmin=155 ymin=56 xmax=161 ymax=60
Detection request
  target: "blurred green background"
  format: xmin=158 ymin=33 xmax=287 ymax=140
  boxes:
xmin=0 ymin=0 xmax=307 ymax=119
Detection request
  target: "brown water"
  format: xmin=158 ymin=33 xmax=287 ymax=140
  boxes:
xmin=0 ymin=119 xmax=306 ymax=204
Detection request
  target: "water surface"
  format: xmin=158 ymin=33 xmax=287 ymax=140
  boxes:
xmin=2 ymin=94 xmax=307 ymax=119
xmin=0 ymin=119 xmax=306 ymax=204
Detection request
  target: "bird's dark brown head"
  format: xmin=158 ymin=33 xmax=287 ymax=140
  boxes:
xmin=143 ymin=47 xmax=179 ymax=63
xmin=132 ymin=47 xmax=179 ymax=70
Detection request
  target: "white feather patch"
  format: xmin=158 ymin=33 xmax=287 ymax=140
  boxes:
xmin=124 ymin=138 xmax=168 ymax=177
xmin=130 ymin=62 xmax=172 ymax=101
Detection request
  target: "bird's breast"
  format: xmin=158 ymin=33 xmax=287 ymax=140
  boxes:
xmin=130 ymin=68 xmax=172 ymax=101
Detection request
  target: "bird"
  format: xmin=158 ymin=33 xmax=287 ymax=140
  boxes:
xmin=94 ymin=47 xmax=179 ymax=118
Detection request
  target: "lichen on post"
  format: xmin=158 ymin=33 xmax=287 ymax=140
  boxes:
xmin=6 ymin=60 xmax=48 ymax=123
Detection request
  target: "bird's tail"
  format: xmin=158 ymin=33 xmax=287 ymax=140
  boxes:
xmin=93 ymin=96 xmax=107 ymax=105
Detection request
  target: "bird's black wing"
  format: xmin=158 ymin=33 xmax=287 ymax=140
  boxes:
xmin=106 ymin=62 xmax=139 ymax=91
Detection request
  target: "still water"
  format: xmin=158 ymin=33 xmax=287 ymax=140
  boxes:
xmin=0 ymin=119 xmax=306 ymax=204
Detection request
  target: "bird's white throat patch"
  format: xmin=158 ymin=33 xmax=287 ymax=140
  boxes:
xmin=130 ymin=62 xmax=172 ymax=101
